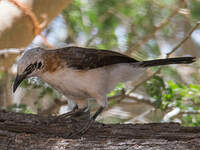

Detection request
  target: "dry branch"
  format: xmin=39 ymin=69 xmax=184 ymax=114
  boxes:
xmin=8 ymin=0 xmax=53 ymax=48
xmin=0 ymin=0 xmax=71 ymax=49
xmin=0 ymin=110 xmax=200 ymax=150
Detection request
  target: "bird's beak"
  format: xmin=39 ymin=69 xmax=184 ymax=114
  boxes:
xmin=13 ymin=74 xmax=26 ymax=93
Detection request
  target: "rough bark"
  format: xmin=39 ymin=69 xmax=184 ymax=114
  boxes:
xmin=0 ymin=111 xmax=200 ymax=150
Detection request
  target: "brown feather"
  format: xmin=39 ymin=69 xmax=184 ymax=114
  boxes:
xmin=50 ymin=46 xmax=139 ymax=70
xmin=42 ymin=52 xmax=64 ymax=73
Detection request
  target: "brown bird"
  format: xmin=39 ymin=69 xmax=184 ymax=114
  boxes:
xmin=13 ymin=46 xmax=195 ymax=135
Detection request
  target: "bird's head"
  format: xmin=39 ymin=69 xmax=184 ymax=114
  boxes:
xmin=13 ymin=47 xmax=44 ymax=93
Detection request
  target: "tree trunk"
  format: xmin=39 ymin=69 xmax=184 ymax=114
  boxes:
xmin=0 ymin=0 xmax=71 ymax=49
xmin=0 ymin=110 xmax=200 ymax=150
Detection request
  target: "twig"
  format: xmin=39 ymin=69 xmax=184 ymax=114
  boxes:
xmin=8 ymin=0 xmax=53 ymax=48
xmin=107 ymin=14 xmax=199 ymax=109
xmin=171 ymin=111 xmax=200 ymax=121
xmin=126 ymin=94 xmax=155 ymax=107
xmin=125 ymin=1 xmax=185 ymax=55
xmin=152 ymin=0 xmax=187 ymax=12
xmin=127 ymin=69 xmax=161 ymax=95
xmin=1 ymin=54 xmax=12 ymax=107
xmin=0 ymin=49 xmax=21 ymax=55
xmin=127 ymin=21 xmax=200 ymax=95
xmin=166 ymin=21 xmax=200 ymax=57
xmin=85 ymin=34 xmax=98 ymax=47
xmin=85 ymin=6 xmax=128 ymax=47
xmin=4 ymin=69 xmax=12 ymax=107
xmin=126 ymin=109 xmax=153 ymax=123
xmin=107 ymin=90 xmax=126 ymax=109
xmin=107 ymin=89 xmax=155 ymax=111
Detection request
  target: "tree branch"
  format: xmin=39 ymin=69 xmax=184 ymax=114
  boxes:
xmin=125 ymin=0 xmax=185 ymax=55
xmin=127 ymin=21 xmax=200 ymax=95
xmin=166 ymin=21 xmax=200 ymax=57
xmin=8 ymin=0 xmax=53 ymax=48
xmin=0 ymin=0 xmax=71 ymax=49
xmin=0 ymin=111 xmax=200 ymax=149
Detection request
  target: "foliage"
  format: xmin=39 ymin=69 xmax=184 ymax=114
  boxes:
xmin=63 ymin=0 xmax=177 ymax=58
xmin=21 ymin=78 xmax=59 ymax=99
xmin=6 ymin=104 xmax=33 ymax=114
xmin=20 ymin=78 xmax=61 ymax=109
xmin=145 ymin=76 xmax=200 ymax=126
xmin=145 ymin=75 xmax=172 ymax=110
xmin=107 ymin=83 xmax=124 ymax=97
xmin=190 ymin=1 xmax=200 ymax=20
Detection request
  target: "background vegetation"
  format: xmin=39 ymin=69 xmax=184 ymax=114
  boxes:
xmin=1 ymin=0 xmax=200 ymax=126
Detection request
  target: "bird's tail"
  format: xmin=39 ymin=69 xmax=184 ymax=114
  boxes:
xmin=139 ymin=57 xmax=196 ymax=67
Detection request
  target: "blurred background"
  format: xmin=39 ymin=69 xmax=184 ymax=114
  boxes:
xmin=1 ymin=0 xmax=200 ymax=126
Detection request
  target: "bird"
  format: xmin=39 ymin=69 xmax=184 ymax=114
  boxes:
xmin=13 ymin=46 xmax=195 ymax=135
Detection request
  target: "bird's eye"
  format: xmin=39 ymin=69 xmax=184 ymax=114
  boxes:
xmin=33 ymin=62 xmax=37 ymax=68
xmin=24 ymin=64 xmax=34 ymax=74
xmin=25 ymin=64 xmax=33 ymax=72
xmin=37 ymin=62 xmax=42 ymax=69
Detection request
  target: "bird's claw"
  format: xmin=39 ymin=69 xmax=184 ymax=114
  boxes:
xmin=68 ymin=119 xmax=94 ymax=138
xmin=54 ymin=107 xmax=90 ymax=122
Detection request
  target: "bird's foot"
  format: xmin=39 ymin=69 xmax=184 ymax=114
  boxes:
xmin=68 ymin=108 xmax=90 ymax=121
xmin=55 ymin=107 xmax=90 ymax=121
xmin=67 ymin=106 xmax=104 ymax=138
xmin=68 ymin=118 xmax=94 ymax=138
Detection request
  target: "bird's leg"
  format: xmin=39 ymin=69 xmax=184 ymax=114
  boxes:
xmin=56 ymin=104 xmax=78 ymax=120
xmin=69 ymin=106 xmax=104 ymax=137
xmin=90 ymin=106 xmax=104 ymax=120
xmin=67 ymin=106 xmax=90 ymax=120
xmin=56 ymin=105 xmax=90 ymax=121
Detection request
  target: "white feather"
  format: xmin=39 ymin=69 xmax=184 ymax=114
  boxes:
xmin=39 ymin=63 xmax=146 ymax=108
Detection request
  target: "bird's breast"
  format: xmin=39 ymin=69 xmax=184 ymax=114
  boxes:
xmin=39 ymin=68 xmax=91 ymax=100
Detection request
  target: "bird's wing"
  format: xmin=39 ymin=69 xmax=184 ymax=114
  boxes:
xmin=55 ymin=46 xmax=139 ymax=70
